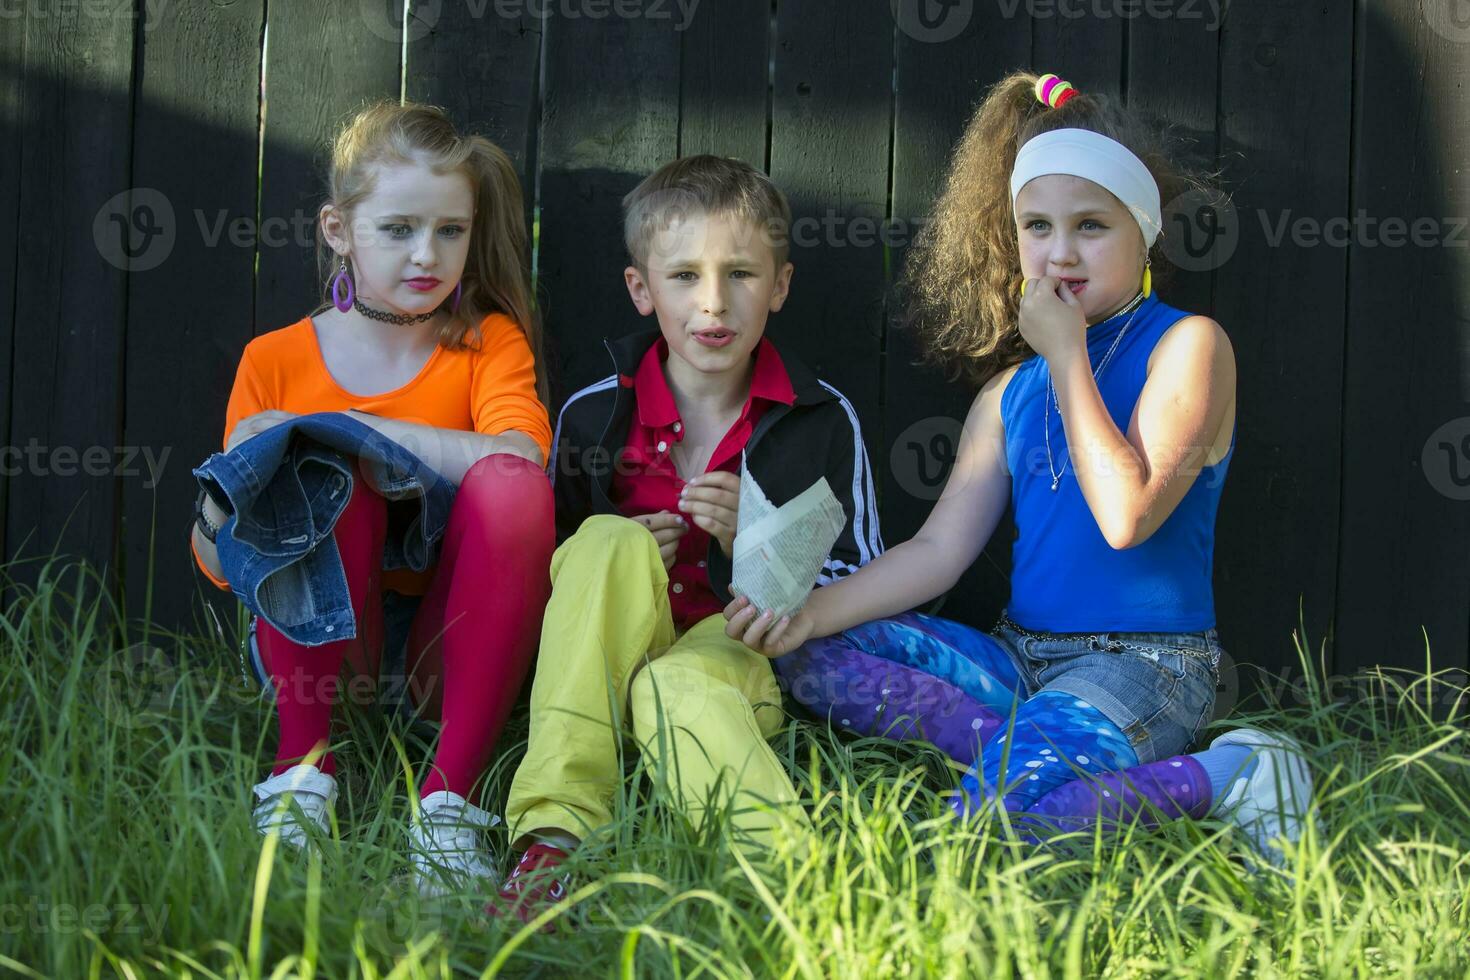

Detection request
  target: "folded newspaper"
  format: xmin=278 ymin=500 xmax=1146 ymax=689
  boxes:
xmin=730 ymin=455 xmax=847 ymax=620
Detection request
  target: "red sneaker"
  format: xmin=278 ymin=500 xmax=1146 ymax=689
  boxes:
xmin=485 ymin=843 xmax=571 ymax=931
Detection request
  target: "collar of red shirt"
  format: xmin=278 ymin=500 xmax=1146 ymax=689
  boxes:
xmin=625 ymin=337 xmax=797 ymax=428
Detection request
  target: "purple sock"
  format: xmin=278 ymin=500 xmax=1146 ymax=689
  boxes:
xmin=1014 ymin=754 xmax=1213 ymax=842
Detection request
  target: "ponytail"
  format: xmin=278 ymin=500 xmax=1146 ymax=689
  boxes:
xmin=901 ymin=71 xmax=1218 ymax=387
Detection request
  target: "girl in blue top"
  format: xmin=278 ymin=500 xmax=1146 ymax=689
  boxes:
xmin=726 ymin=71 xmax=1319 ymax=866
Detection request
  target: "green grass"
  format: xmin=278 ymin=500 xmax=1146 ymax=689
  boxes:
xmin=2 ymin=556 xmax=1468 ymax=978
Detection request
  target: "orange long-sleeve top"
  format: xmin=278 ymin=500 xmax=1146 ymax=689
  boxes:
xmin=191 ymin=312 xmax=552 ymax=595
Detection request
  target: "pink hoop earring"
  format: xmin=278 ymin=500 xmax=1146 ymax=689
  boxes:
xmin=451 ymin=280 xmax=463 ymax=313
xmin=331 ymin=260 xmax=355 ymax=313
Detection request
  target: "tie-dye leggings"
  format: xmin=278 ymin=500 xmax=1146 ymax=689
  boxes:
xmin=772 ymin=611 xmax=1221 ymax=834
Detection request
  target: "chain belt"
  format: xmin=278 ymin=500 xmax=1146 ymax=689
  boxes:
xmin=993 ymin=613 xmax=1104 ymax=646
xmin=996 ymin=613 xmax=1219 ymax=666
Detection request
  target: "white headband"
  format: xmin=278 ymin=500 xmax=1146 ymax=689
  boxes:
xmin=1009 ymin=128 xmax=1162 ymax=248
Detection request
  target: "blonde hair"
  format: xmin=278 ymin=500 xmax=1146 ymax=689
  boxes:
xmin=902 ymin=71 xmax=1220 ymax=387
xmin=622 ymin=155 xmax=793 ymax=271
xmin=316 ymin=101 xmax=545 ymax=401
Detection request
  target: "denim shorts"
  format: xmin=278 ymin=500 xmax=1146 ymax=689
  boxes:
xmin=991 ymin=614 xmax=1223 ymax=764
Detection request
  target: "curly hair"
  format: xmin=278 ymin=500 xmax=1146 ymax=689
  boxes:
xmin=901 ymin=70 xmax=1221 ymax=388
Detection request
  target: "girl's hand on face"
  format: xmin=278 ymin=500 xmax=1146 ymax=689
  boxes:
xmin=723 ymin=594 xmax=813 ymax=658
xmin=678 ymin=471 xmax=740 ymax=558
xmin=1018 ymin=275 xmax=1088 ymax=364
xmin=634 ymin=511 xmax=688 ymax=571
xmin=226 ymin=411 xmax=300 ymax=454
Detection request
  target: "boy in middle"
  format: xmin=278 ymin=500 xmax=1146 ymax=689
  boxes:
xmin=489 ymin=154 xmax=883 ymax=926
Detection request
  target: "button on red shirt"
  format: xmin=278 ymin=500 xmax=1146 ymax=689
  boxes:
xmin=609 ymin=337 xmax=797 ymax=632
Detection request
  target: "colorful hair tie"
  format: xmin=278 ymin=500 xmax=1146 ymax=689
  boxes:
xmin=1034 ymin=73 xmax=1079 ymax=109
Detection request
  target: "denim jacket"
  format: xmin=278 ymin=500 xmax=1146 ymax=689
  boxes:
xmin=192 ymin=412 xmax=456 ymax=646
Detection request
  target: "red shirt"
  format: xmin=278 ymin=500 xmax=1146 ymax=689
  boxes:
xmin=609 ymin=338 xmax=796 ymax=631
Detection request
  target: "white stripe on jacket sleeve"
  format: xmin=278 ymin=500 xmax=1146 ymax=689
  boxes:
xmin=548 ymin=374 xmax=618 ymax=488
xmin=818 ymin=381 xmax=883 ymax=565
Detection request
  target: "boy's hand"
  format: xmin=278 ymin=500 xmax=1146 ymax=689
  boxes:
xmin=723 ymin=594 xmax=814 ymax=658
xmin=634 ymin=511 xmax=688 ymax=571
xmin=678 ymin=471 xmax=740 ymax=558
xmin=226 ymin=410 xmax=299 ymax=454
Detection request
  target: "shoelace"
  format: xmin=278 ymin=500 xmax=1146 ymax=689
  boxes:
xmin=256 ymin=789 xmax=328 ymax=819
xmin=486 ymin=845 xmax=571 ymax=930
xmin=501 ymin=845 xmax=569 ymax=899
xmin=254 ymin=791 xmax=331 ymax=849
xmin=416 ymin=810 xmax=490 ymax=864
xmin=427 ymin=819 xmax=479 ymax=859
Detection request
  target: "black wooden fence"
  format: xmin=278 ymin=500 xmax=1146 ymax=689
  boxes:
xmin=2 ymin=1 xmax=1467 ymax=688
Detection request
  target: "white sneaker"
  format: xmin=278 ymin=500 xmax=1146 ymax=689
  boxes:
xmin=252 ymin=764 xmax=338 ymax=852
xmin=1209 ymin=727 xmax=1322 ymax=868
xmin=407 ymin=790 xmax=501 ymax=897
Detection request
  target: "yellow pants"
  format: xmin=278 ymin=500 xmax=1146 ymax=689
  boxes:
xmin=505 ymin=514 xmax=806 ymax=853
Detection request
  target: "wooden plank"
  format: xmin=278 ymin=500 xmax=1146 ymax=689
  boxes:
xmin=678 ymin=0 xmax=768 ymax=166
xmin=1029 ymin=0 xmax=1123 ymax=98
xmin=403 ymin=0 xmax=542 ymax=210
xmin=121 ymin=0 xmax=267 ymax=633
xmin=1127 ymin=1 xmax=1221 ymax=318
xmin=885 ymin=4 xmax=1031 ymax=629
xmin=1334 ymin=0 xmax=1470 ymax=675
xmin=1211 ymin=3 xmax=1352 ymax=680
xmin=535 ymin=6 xmax=682 ymax=403
xmin=5 ymin=7 xmax=136 ymax=591
xmin=767 ymin=0 xmax=892 ymax=446
xmin=254 ymin=3 xmax=404 ymax=335
xmin=0 ymin=16 xmax=22 ymax=572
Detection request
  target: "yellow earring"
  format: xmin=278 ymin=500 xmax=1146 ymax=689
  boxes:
xmin=1141 ymin=259 xmax=1152 ymax=298
xmin=1020 ymin=278 xmax=1028 ymax=297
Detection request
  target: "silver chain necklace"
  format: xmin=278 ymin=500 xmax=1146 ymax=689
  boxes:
xmin=1044 ymin=291 xmax=1146 ymax=491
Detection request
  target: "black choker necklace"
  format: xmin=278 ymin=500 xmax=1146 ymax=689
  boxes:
xmin=353 ymin=298 xmax=439 ymax=325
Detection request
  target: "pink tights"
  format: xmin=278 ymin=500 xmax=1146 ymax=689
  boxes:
xmin=255 ymin=453 xmax=554 ymax=799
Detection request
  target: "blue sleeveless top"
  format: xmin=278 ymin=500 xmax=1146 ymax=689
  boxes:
xmin=999 ymin=293 xmax=1234 ymax=632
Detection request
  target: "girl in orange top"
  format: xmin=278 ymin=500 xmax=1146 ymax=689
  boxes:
xmin=190 ymin=102 xmax=554 ymax=893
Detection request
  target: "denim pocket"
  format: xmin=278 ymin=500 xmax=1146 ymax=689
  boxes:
xmin=1125 ymin=646 xmax=1190 ymax=681
xmin=1103 ymin=633 xmax=1216 ymax=678
xmin=1125 ymin=645 xmax=1215 ymax=753
xmin=1099 ymin=636 xmax=1217 ymax=758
